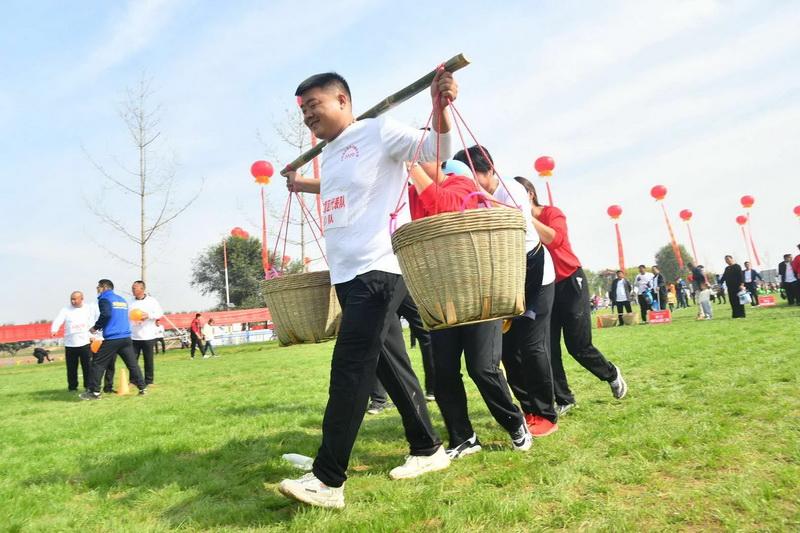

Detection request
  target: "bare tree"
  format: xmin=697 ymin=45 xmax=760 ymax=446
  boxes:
xmin=84 ymin=74 xmax=202 ymax=282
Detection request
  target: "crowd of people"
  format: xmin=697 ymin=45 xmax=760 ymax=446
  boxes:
xmin=599 ymin=247 xmax=800 ymax=324
xmin=276 ymin=69 xmax=626 ymax=509
xmin=49 ymin=280 xmax=222 ymax=395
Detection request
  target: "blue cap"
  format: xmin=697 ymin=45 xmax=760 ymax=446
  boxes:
xmin=441 ymin=159 xmax=474 ymax=179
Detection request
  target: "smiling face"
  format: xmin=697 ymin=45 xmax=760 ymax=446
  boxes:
xmin=298 ymin=86 xmax=352 ymax=141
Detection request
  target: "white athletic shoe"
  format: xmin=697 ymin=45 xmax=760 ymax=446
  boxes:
xmin=609 ymin=365 xmax=628 ymax=399
xmin=278 ymin=472 xmax=345 ymax=509
xmin=510 ymin=423 xmax=533 ymax=452
xmin=389 ymin=445 xmax=450 ymax=480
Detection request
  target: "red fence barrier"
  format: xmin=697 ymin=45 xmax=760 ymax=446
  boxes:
xmin=0 ymin=308 xmax=272 ymax=343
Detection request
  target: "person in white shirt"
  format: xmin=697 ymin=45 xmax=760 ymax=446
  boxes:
xmin=697 ymin=282 xmax=714 ymax=319
xmin=279 ymin=69 xmax=457 ymax=509
xmin=201 ymin=318 xmax=218 ymax=358
xmin=608 ymin=270 xmax=633 ymax=325
xmin=634 ymin=264 xmax=655 ymax=323
xmin=129 ymin=280 xmax=164 ymax=386
xmin=51 ymin=291 xmax=97 ymax=391
xmin=154 ymin=321 xmax=166 ymax=354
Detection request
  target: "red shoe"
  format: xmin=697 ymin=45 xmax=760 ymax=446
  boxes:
xmin=525 ymin=413 xmax=559 ymax=438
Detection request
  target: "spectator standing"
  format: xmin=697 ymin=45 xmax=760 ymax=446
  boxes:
xmin=719 ymin=256 xmax=746 ymax=319
xmin=608 ymin=270 xmax=632 ymax=325
xmin=51 ymin=290 xmax=97 ymax=391
xmin=651 ymin=266 xmax=667 ymax=311
xmin=778 ymin=254 xmax=799 ymax=305
xmin=634 ymin=265 xmax=655 ymax=323
xmin=154 ymin=321 xmax=166 ymax=354
xmin=129 ymin=280 xmax=164 ymax=386
xmin=742 ymin=261 xmax=762 ymax=306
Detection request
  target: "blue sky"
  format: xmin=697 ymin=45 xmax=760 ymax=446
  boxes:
xmin=1 ymin=0 xmax=798 ymax=323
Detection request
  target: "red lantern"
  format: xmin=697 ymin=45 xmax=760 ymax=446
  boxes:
xmin=607 ymin=205 xmax=622 ymax=219
xmin=679 ymin=209 xmax=692 ymax=221
xmin=793 ymin=205 xmax=800 ymax=217
xmin=534 ymin=156 xmax=555 ymax=176
xmin=251 ymin=160 xmax=274 ymax=185
xmin=740 ymin=195 xmax=755 ymax=209
xmin=230 ymin=227 xmax=249 ymax=239
xmin=650 ymin=185 xmax=667 ymax=201
xmin=736 ymin=215 xmax=748 ymax=226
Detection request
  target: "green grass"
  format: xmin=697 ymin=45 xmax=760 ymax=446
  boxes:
xmin=1 ymin=304 xmax=799 ymax=532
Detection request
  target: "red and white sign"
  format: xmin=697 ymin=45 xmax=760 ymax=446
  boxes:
xmin=647 ymin=310 xmax=672 ymax=324
xmin=759 ymin=295 xmax=777 ymax=307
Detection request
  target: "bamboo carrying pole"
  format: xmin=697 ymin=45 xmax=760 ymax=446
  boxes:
xmin=281 ymin=53 xmax=471 ymax=175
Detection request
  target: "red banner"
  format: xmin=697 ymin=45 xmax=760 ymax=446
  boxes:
xmin=0 ymin=308 xmax=272 ymax=343
xmin=758 ymin=295 xmax=776 ymax=307
xmin=647 ymin=310 xmax=672 ymax=324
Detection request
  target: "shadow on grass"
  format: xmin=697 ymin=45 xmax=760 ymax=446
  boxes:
xmin=25 ymin=432 xmax=324 ymax=529
xmin=25 ymin=388 xmax=80 ymax=403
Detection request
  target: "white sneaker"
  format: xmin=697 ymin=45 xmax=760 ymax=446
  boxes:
xmin=609 ymin=364 xmax=628 ymax=399
xmin=445 ymin=433 xmax=482 ymax=459
xmin=389 ymin=445 xmax=450 ymax=480
xmin=510 ymin=423 xmax=533 ymax=452
xmin=278 ymin=472 xmax=344 ymax=509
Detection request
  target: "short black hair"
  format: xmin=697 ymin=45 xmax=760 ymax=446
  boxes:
xmin=638 ymin=264 xmax=646 ymax=269
xmin=133 ymin=280 xmax=145 ymax=288
xmin=195 ymin=313 xmax=201 ymax=318
xmin=98 ymin=279 xmax=114 ymax=290
xmin=616 ymin=270 xmax=623 ymax=274
xmin=453 ymin=145 xmax=494 ymax=174
xmin=295 ymin=72 xmax=351 ymax=100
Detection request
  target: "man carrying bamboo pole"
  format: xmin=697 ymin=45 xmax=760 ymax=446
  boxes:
xmin=278 ymin=68 xmax=458 ymax=509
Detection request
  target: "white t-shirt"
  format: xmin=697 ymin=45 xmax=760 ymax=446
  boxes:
xmin=615 ymin=281 xmax=629 ymax=302
xmin=51 ymin=304 xmax=97 ymax=347
xmin=784 ymin=262 xmax=797 ymax=283
xmin=129 ymin=295 xmax=164 ymax=341
xmin=743 ymin=270 xmax=752 ymax=283
xmin=320 ymin=116 xmax=451 ymax=285
xmin=490 ymin=177 xmax=555 ymax=286
xmin=202 ymin=323 xmax=216 ymax=342
xmin=634 ymin=272 xmax=654 ymax=294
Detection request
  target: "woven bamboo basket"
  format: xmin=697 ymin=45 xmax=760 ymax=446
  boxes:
xmin=621 ymin=312 xmax=639 ymax=326
xmin=260 ymin=271 xmax=341 ymax=346
xmin=597 ymin=314 xmax=618 ymax=328
xmin=391 ymin=208 xmax=526 ymax=330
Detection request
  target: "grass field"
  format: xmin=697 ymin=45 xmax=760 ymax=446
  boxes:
xmin=1 ymin=304 xmax=798 ymax=532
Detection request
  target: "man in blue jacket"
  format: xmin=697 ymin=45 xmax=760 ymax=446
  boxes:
xmin=80 ymin=279 xmax=147 ymax=400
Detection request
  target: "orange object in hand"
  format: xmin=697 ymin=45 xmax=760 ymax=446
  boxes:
xmin=129 ymin=308 xmax=144 ymax=321
xmin=90 ymin=338 xmax=102 ymax=353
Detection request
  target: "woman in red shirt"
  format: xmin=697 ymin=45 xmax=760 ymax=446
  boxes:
xmin=404 ymin=159 xmax=531 ymax=458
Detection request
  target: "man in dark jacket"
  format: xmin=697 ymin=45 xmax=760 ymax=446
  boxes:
xmin=719 ymin=256 xmax=746 ymax=318
xmin=778 ymin=254 xmax=799 ymax=305
xmin=742 ymin=261 xmax=762 ymax=306
xmin=608 ymin=270 xmax=633 ymax=325
xmin=80 ymin=279 xmax=147 ymax=400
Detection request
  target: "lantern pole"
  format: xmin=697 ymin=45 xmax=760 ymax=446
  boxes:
xmin=614 ymin=222 xmax=625 ymax=272
xmin=261 ymin=186 xmax=270 ymax=278
xmin=223 ymin=237 xmax=231 ymax=308
xmin=685 ymin=221 xmax=699 ymax=265
xmin=744 ymin=212 xmax=762 ymax=266
xmin=740 ymin=224 xmax=752 ymax=264
xmin=659 ymin=202 xmax=684 ymax=270
xmin=310 ymin=133 xmax=323 ymax=233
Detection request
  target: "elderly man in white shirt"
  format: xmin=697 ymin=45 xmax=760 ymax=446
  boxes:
xmin=129 ymin=280 xmax=164 ymax=386
xmin=51 ymin=291 xmax=97 ymax=391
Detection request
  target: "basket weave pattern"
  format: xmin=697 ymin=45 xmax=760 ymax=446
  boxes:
xmin=260 ymin=271 xmax=341 ymax=346
xmin=391 ymin=209 xmax=526 ymax=330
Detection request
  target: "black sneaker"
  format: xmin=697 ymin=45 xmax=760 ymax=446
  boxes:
xmin=445 ymin=433 xmax=482 ymax=459
xmin=138 ymin=388 xmax=148 ymax=396
xmin=510 ymin=423 xmax=532 ymax=452
xmin=555 ymin=402 xmax=577 ymax=417
xmin=79 ymin=391 xmax=101 ymax=401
